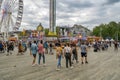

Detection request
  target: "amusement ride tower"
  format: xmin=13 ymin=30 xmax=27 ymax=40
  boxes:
xmin=49 ymin=0 xmax=56 ymax=35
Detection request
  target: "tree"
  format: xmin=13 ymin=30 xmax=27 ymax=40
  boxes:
xmin=56 ymin=26 xmax=60 ymax=37
xmin=44 ymin=28 xmax=49 ymax=36
xmin=92 ymin=21 xmax=120 ymax=40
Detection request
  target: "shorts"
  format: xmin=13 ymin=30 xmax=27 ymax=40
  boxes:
xmin=32 ymin=54 xmax=36 ymax=58
xmin=81 ymin=52 xmax=87 ymax=57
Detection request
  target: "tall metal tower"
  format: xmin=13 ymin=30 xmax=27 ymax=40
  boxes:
xmin=49 ymin=0 xmax=56 ymax=32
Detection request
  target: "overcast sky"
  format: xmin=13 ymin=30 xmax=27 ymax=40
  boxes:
xmin=21 ymin=0 xmax=120 ymax=30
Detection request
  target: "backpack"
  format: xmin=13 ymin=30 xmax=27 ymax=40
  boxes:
xmin=72 ymin=48 xmax=76 ymax=54
xmin=43 ymin=42 xmax=48 ymax=48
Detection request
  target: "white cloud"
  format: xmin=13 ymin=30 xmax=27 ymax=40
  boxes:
xmin=0 ymin=0 xmax=120 ymax=31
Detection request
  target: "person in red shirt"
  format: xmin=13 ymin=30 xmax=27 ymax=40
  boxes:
xmin=38 ymin=40 xmax=45 ymax=66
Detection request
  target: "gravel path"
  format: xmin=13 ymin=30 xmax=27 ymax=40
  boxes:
xmin=0 ymin=47 xmax=120 ymax=80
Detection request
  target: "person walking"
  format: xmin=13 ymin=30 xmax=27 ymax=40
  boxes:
xmin=38 ymin=40 xmax=46 ymax=66
xmin=43 ymin=41 xmax=48 ymax=54
xmin=64 ymin=43 xmax=73 ymax=68
xmin=6 ymin=41 xmax=14 ymax=56
xmin=17 ymin=42 xmax=23 ymax=55
xmin=49 ymin=42 xmax=53 ymax=55
xmin=30 ymin=41 xmax=38 ymax=66
xmin=114 ymin=41 xmax=118 ymax=52
xmin=0 ymin=41 xmax=4 ymax=53
xmin=80 ymin=42 xmax=88 ymax=64
xmin=56 ymin=44 xmax=63 ymax=70
xmin=72 ymin=44 xmax=78 ymax=63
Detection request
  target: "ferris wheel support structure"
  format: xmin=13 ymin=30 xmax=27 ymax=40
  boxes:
xmin=0 ymin=0 xmax=24 ymax=41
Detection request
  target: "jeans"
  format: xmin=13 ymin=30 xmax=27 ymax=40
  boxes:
xmin=49 ymin=47 xmax=53 ymax=54
xmin=57 ymin=55 xmax=62 ymax=68
xmin=38 ymin=54 xmax=45 ymax=64
xmin=72 ymin=53 xmax=78 ymax=62
xmin=45 ymin=48 xmax=48 ymax=54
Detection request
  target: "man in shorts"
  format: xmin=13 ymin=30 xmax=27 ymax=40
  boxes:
xmin=30 ymin=41 xmax=38 ymax=66
xmin=80 ymin=42 xmax=88 ymax=64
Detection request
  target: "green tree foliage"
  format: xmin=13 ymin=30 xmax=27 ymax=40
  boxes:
xmin=92 ymin=21 xmax=120 ymax=40
xmin=44 ymin=28 xmax=49 ymax=36
xmin=44 ymin=27 xmax=59 ymax=37
xmin=56 ymin=26 xmax=60 ymax=37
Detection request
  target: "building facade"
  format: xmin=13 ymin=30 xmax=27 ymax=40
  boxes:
xmin=58 ymin=24 xmax=91 ymax=38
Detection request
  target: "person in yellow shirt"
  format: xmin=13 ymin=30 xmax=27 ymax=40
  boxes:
xmin=56 ymin=44 xmax=63 ymax=70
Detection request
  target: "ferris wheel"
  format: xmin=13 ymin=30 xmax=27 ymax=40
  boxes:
xmin=0 ymin=0 xmax=23 ymax=33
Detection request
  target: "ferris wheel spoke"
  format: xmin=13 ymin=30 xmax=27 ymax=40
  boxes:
xmin=10 ymin=15 xmax=14 ymax=25
xmin=0 ymin=19 xmax=3 ymax=31
xmin=7 ymin=0 xmax=17 ymax=12
xmin=0 ymin=0 xmax=3 ymax=8
xmin=11 ymin=15 xmax=17 ymax=19
xmin=12 ymin=6 xmax=18 ymax=13
xmin=11 ymin=0 xmax=18 ymax=12
xmin=0 ymin=17 xmax=4 ymax=25
xmin=10 ymin=17 xmax=14 ymax=30
xmin=3 ymin=0 xmax=8 ymax=6
xmin=7 ymin=0 xmax=15 ymax=8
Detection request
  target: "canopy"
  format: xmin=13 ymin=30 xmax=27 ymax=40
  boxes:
xmin=9 ymin=37 xmax=17 ymax=41
xmin=110 ymin=39 xmax=114 ymax=41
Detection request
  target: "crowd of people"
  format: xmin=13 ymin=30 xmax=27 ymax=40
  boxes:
xmin=29 ymin=40 xmax=89 ymax=70
xmin=0 ymin=40 xmax=27 ymax=55
xmin=0 ymin=39 xmax=120 ymax=71
xmin=93 ymin=41 xmax=119 ymax=52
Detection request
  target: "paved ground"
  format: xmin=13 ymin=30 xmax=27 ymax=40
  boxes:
xmin=0 ymin=46 xmax=120 ymax=80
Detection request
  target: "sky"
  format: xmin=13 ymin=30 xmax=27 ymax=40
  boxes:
xmin=1 ymin=0 xmax=120 ymax=31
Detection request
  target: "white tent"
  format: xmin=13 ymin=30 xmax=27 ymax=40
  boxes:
xmin=102 ymin=39 xmax=104 ymax=41
xmin=105 ymin=39 xmax=109 ymax=41
xmin=110 ymin=39 xmax=114 ymax=41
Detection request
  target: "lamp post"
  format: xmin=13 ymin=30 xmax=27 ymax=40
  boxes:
xmin=100 ymin=27 xmax=102 ymax=40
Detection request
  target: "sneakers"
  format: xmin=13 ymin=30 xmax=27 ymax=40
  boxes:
xmin=81 ymin=62 xmax=84 ymax=64
xmin=70 ymin=66 xmax=74 ymax=69
xmin=85 ymin=61 xmax=88 ymax=64
xmin=81 ymin=61 xmax=88 ymax=64
xmin=32 ymin=64 xmax=36 ymax=67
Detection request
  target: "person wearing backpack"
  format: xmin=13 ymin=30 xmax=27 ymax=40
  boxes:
xmin=80 ymin=42 xmax=88 ymax=64
xmin=43 ymin=41 xmax=48 ymax=54
xmin=64 ymin=43 xmax=73 ymax=68
xmin=72 ymin=44 xmax=78 ymax=63
xmin=38 ymin=40 xmax=46 ymax=66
